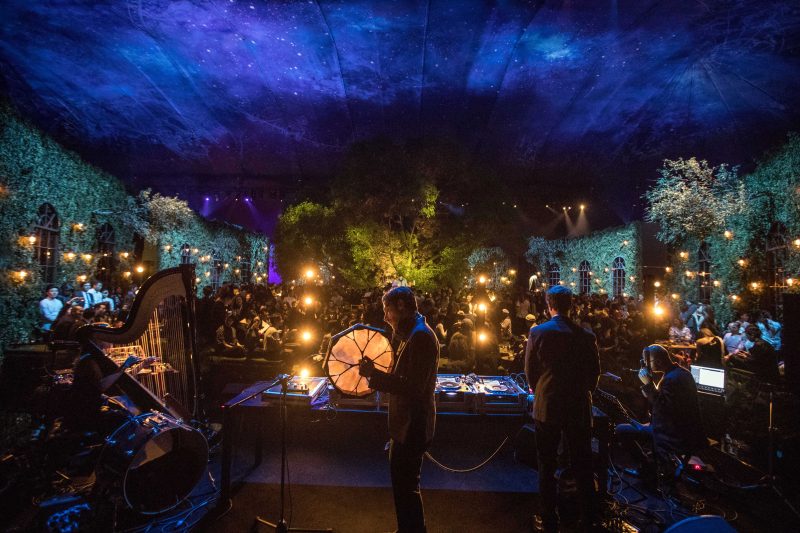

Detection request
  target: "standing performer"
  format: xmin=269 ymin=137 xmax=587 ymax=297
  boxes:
xmin=359 ymin=286 xmax=440 ymax=533
xmin=525 ymin=286 xmax=600 ymax=532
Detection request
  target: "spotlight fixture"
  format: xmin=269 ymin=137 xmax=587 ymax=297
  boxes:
xmin=136 ymin=265 xmax=145 ymax=273
xmin=300 ymin=368 xmax=310 ymax=378
xmin=301 ymin=330 xmax=312 ymax=342
xmin=580 ymin=204 xmax=585 ymax=210
xmin=304 ymin=296 xmax=313 ymax=306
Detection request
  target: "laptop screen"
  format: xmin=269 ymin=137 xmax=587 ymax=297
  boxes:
xmin=691 ymin=365 xmax=725 ymax=390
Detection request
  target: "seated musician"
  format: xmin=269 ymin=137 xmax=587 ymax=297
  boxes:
xmin=66 ymin=348 xmax=144 ymax=434
xmin=725 ymin=324 xmax=780 ymax=383
xmin=616 ymin=344 xmax=706 ymax=477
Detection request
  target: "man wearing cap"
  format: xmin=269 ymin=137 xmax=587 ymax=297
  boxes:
xmin=525 ymin=286 xmax=600 ymax=532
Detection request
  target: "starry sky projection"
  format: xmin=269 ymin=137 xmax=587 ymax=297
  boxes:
xmin=1 ymin=0 xmax=800 ymax=224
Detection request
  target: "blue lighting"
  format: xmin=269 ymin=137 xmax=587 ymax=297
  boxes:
xmin=0 ymin=0 xmax=798 ymax=213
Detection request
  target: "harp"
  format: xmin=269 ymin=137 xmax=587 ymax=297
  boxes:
xmin=80 ymin=265 xmax=201 ymax=418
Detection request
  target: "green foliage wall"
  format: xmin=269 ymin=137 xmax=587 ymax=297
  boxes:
xmin=0 ymin=108 xmax=265 ymax=351
xmin=648 ymin=140 xmax=800 ymax=323
xmin=525 ymin=223 xmax=643 ymax=297
xmin=0 ymin=108 xmax=135 ymax=348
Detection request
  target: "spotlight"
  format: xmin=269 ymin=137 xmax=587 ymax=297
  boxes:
xmin=580 ymin=204 xmax=585 ymax=210
xmin=477 ymin=303 xmax=487 ymax=312
xmin=478 ymin=331 xmax=487 ymax=343
xmin=301 ymin=330 xmax=312 ymax=342
xmin=300 ymin=367 xmax=310 ymax=378
xmin=205 ymin=197 xmax=210 ymax=201
xmin=304 ymin=296 xmax=313 ymax=306
xmin=136 ymin=265 xmax=145 ymax=273
xmin=653 ymin=305 xmax=664 ymax=316
xmin=305 ymin=268 xmax=315 ymax=279
xmin=654 ymin=281 xmax=661 ymax=288
xmin=478 ymin=275 xmax=487 ymax=284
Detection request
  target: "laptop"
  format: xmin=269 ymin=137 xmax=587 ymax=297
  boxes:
xmin=690 ymin=365 xmax=725 ymax=395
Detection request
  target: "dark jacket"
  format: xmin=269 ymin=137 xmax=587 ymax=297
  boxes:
xmin=368 ymin=313 xmax=440 ymax=446
xmin=525 ymin=315 xmax=601 ymax=425
xmin=642 ymin=364 xmax=706 ymax=454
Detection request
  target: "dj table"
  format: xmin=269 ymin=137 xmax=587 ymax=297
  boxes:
xmin=219 ymin=374 xmax=612 ymax=504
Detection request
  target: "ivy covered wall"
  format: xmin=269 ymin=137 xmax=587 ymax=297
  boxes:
xmin=0 ymin=107 xmax=266 ymax=352
xmin=652 ymin=138 xmax=800 ymax=324
xmin=525 ymin=223 xmax=643 ymax=297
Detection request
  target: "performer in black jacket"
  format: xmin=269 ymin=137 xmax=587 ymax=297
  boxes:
xmin=359 ymin=286 xmax=439 ymax=533
xmin=617 ymin=345 xmax=706 ymax=476
xmin=525 ymin=286 xmax=601 ymax=533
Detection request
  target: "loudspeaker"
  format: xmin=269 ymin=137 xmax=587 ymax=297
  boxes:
xmin=782 ymin=293 xmax=800 ymax=392
xmin=514 ymin=423 xmax=538 ymax=469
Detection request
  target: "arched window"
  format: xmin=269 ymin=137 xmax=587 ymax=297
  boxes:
xmin=240 ymin=256 xmax=251 ymax=283
xmin=95 ymin=223 xmax=116 ymax=284
xmin=579 ymin=260 xmax=591 ymax=295
xmin=210 ymin=250 xmax=223 ymax=291
xmin=766 ymin=222 xmax=788 ymax=318
xmin=697 ymin=241 xmax=712 ymax=304
xmin=180 ymin=243 xmax=192 ymax=265
xmin=548 ymin=263 xmax=561 ymax=288
xmin=33 ymin=203 xmax=60 ymax=283
xmin=612 ymin=257 xmax=626 ymax=298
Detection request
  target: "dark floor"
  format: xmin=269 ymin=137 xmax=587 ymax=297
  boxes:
xmin=190 ymin=402 xmax=799 ymax=532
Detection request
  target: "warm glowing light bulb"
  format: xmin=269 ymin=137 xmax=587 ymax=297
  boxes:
xmin=509 ymin=269 xmax=516 ymax=275
xmin=654 ymin=281 xmax=661 ymax=288
xmin=622 ymin=240 xmax=629 ymax=246
xmin=738 ymin=259 xmax=746 ymax=267
xmin=665 ymin=267 xmax=672 ymax=273
xmin=83 ymin=254 xmax=93 ymax=261
xmin=724 ymin=230 xmax=733 ymax=239
xmin=731 ymin=294 xmax=739 ymax=301
xmin=478 ymin=332 xmax=487 ymax=342
xmin=136 ymin=265 xmax=145 ymax=273
xmin=580 ymin=204 xmax=585 ymax=210
xmin=304 ymin=296 xmax=313 ymax=306
xmin=788 ymin=278 xmax=795 ymax=286
xmin=305 ymin=269 xmax=315 ymax=279
xmin=66 ymin=252 xmax=76 ymax=260
xmin=478 ymin=275 xmax=487 ymax=284
xmin=300 ymin=368 xmax=310 ymax=378
xmin=671 ymin=293 xmax=679 ymax=300
xmin=302 ymin=330 xmax=312 ymax=342
xmin=679 ymin=251 xmax=688 ymax=259
xmin=750 ymin=282 xmax=759 ymax=290
xmin=794 ymin=238 xmax=800 ymax=247
xmin=478 ymin=303 xmax=487 ymax=312
xmin=713 ymin=280 xmax=720 ymax=287
xmin=17 ymin=270 xmax=27 ymax=280
xmin=27 ymin=235 xmax=36 ymax=245
xmin=654 ymin=305 xmax=664 ymax=316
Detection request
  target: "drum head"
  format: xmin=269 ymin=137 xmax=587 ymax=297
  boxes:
xmin=324 ymin=326 xmax=393 ymax=397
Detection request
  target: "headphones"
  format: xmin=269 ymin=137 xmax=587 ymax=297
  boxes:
xmin=641 ymin=344 xmax=669 ymax=372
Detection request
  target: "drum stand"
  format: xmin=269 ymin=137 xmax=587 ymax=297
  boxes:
xmin=254 ymin=374 xmax=332 ymax=533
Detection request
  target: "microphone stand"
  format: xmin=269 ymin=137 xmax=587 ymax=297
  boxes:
xmin=254 ymin=374 xmax=332 ymax=533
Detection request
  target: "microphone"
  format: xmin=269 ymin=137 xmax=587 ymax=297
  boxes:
xmin=601 ymin=372 xmax=622 ymax=382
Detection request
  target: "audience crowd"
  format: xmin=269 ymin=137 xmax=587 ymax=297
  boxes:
xmin=38 ymin=278 xmax=784 ymax=383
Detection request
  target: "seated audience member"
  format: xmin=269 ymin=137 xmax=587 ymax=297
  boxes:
xmin=39 ymin=286 xmax=64 ymax=331
xmin=499 ymin=309 xmax=513 ymax=344
xmin=756 ymin=311 xmax=782 ymax=351
xmin=442 ymin=321 xmax=472 ymax=372
xmin=216 ymin=314 xmax=246 ymax=357
xmin=99 ymin=289 xmax=116 ymax=311
xmin=726 ymin=324 xmax=780 ymax=383
xmin=69 ymin=308 xmax=95 ymax=340
xmin=722 ymin=321 xmax=743 ymax=356
xmin=737 ymin=312 xmax=751 ymax=334
xmin=695 ymin=328 xmax=725 ymax=367
xmin=668 ymin=318 xmax=692 ymax=344
xmin=616 ymin=345 xmax=705 ymax=472
xmin=53 ymin=305 xmax=83 ymax=340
